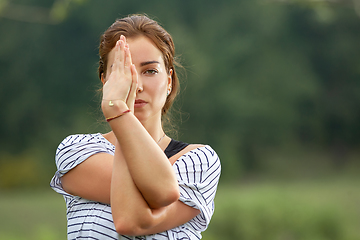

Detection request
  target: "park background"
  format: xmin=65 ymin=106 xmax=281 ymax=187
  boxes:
xmin=0 ymin=0 xmax=359 ymax=239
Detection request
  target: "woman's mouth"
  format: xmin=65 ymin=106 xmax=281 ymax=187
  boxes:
xmin=134 ymin=99 xmax=147 ymax=108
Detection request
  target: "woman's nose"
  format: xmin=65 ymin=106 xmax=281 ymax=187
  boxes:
xmin=137 ymin=78 xmax=143 ymax=93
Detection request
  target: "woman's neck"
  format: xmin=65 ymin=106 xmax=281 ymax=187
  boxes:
xmin=140 ymin=116 xmax=165 ymax=144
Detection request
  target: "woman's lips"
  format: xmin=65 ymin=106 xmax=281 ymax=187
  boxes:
xmin=134 ymin=99 xmax=147 ymax=108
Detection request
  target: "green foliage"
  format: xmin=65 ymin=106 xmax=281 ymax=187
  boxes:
xmin=208 ymin=193 xmax=342 ymax=240
xmin=0 ymin=190 xmax=66 ymax=240
xmin=0 ymin=0 xmax=360 ymax=188
xmin=203 ymin=180 xmax=360 ymax=240
xmin=0 ymin=152 xmax=41 ymax=189
xmin=1 ymin=180 xmax=359 ymax=240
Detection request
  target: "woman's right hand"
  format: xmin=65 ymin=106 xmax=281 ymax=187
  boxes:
xmin=102 ymin=35 xmax=138 ymax=115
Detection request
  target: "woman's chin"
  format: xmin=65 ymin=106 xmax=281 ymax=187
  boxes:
xmin=133 ymin=111 xmax=147 ymax=121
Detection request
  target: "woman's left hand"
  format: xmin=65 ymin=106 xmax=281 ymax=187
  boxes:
xmin=102 ymin=35 xmax=138 ymax=115
xmin=125 ymin=63 xmax=138 ymax=112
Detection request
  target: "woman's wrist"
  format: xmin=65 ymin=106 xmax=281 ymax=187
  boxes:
xmin=102 ymin=99 xmax=129 ymax=119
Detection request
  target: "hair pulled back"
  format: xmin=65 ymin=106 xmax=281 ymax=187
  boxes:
xmin=98 ymin=14 xmax=180 ymax=116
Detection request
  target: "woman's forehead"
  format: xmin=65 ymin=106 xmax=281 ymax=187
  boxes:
xmin=127 ymin=36 xmax=164 ymax=65
xmin=108 ymin=36 xmax=164 ymax=66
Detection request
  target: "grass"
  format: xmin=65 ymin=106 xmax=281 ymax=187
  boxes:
xmin=0 ymin=189 xmax=67 ymax=240
xmin=203 ymin=177 xmax=360 ymax=240
xmin=0 ymin=177 xmax=359 ymax=240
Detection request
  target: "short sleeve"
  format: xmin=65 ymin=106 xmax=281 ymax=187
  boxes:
xmin=50 ymin=133 xmax=114 ymax=198
xmin=173 ymin=145 xmax=221 ymax=232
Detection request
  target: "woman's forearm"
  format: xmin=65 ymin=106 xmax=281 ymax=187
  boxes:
xmin=101 ymin=35 xmax=179 ymax=208
xmin=108 ymin=106 xmax=179 ymax=208
xmin=111 ymin=142 xmax=168 ymax=235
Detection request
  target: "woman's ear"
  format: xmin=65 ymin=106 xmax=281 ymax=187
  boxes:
xmin=167 ymin=69 xmax=173 ymax=87
xmin=101 ymin=73 xmax=106 ymax=85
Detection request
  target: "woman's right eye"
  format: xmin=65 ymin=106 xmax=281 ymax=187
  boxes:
xmin=144 ymin=69 xmax=159 ymax=75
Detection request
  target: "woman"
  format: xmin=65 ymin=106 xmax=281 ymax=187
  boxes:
xmin=50 ymin=14 xmax=221 ymax=240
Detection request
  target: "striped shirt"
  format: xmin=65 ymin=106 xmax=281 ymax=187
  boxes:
xmin=50 ymin=133 xmax=221 ymax=240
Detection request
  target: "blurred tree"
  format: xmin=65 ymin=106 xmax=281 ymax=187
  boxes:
xmin=0 ymin=0 xmax=359 ymax=187
xmin=0 ymin=0 xmax=87 ymax=24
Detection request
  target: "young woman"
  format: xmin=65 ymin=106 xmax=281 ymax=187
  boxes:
xmin=50 ymin=14 xmax=221 ymax=240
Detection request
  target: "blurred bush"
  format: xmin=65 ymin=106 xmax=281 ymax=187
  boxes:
xmin=0 ymin=0 xmax=360 ymax=188
xmin=0 ymin=152 xmax=41 ymax=189
xmin=1 ymin=181 xmax=358 ymax=240
xmin=203 ymin=182 xmax=359 ymax=240
xmin=207 ymin=197 xmax=341 ymax=240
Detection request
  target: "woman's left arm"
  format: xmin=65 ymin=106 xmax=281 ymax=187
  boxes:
xmin=102 ymin=36 xmax=179 ymax=209
xmin=110 ymin=141 xmax=200 ymax=236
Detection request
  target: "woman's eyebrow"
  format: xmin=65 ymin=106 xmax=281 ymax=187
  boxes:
xmin=140 ymin=61 xmax=160 ymax=67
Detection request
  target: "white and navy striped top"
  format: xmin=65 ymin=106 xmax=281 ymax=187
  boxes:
xmin=50 ymin=133 xmax=221 ymax=240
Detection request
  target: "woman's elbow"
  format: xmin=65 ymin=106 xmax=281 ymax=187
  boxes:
xmin=114 ymin=220 xmax=143 ymax=236
xmin=166 ymin=188 xmax=180 ymax=205
xmin=150 ymin=188 xmax=180 ymax=208
xmin=113 ymin=213 xmax=153 ymax=236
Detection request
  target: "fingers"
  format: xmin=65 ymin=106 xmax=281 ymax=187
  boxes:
xmin=109 ymin=35 xmax=132 ymax=91
xmin=124 ymin=43 xmax=132 ymax=83
xmin=126 ymin=64 xmax=138 ymax=112
xmin=112 ymin=35 xmax=125 ymax=74
xmin=103 ymin=35 xmax=137 ymax=109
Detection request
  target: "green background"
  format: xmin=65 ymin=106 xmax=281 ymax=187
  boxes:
xmin=0 ymin=0 xmax=359 ymax=239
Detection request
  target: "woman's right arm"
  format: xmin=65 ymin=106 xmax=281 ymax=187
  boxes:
xmin=60 ymin=145 xmax=201 ymax=236
xmin=61 ymin=152 xmax=113 ymax=204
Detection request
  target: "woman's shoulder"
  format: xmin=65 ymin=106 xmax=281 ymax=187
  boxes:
xmin=59 ymin=133 xmax=102 ymax=145
xmin=172 ymin=144 xmax=221 ymax=185
xmin=169 ymin=143 xmax=219 ymax=166
xmin=185 ymin=144 xmax=217 ymax=156
xmin=56 ymin=133 xmax=113 ymax=155
xmin=54 ymin=133 xmax=114 ymax=168
xmin=184 ymin=144 xmax=218 ymax=162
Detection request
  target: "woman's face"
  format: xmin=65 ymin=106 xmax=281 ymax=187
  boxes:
xmin=105 ymin=36 xmax=172 ymax=122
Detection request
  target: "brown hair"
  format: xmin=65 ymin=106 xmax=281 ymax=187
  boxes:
xmin=98 ymin=14 xmax=180 ymax=116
